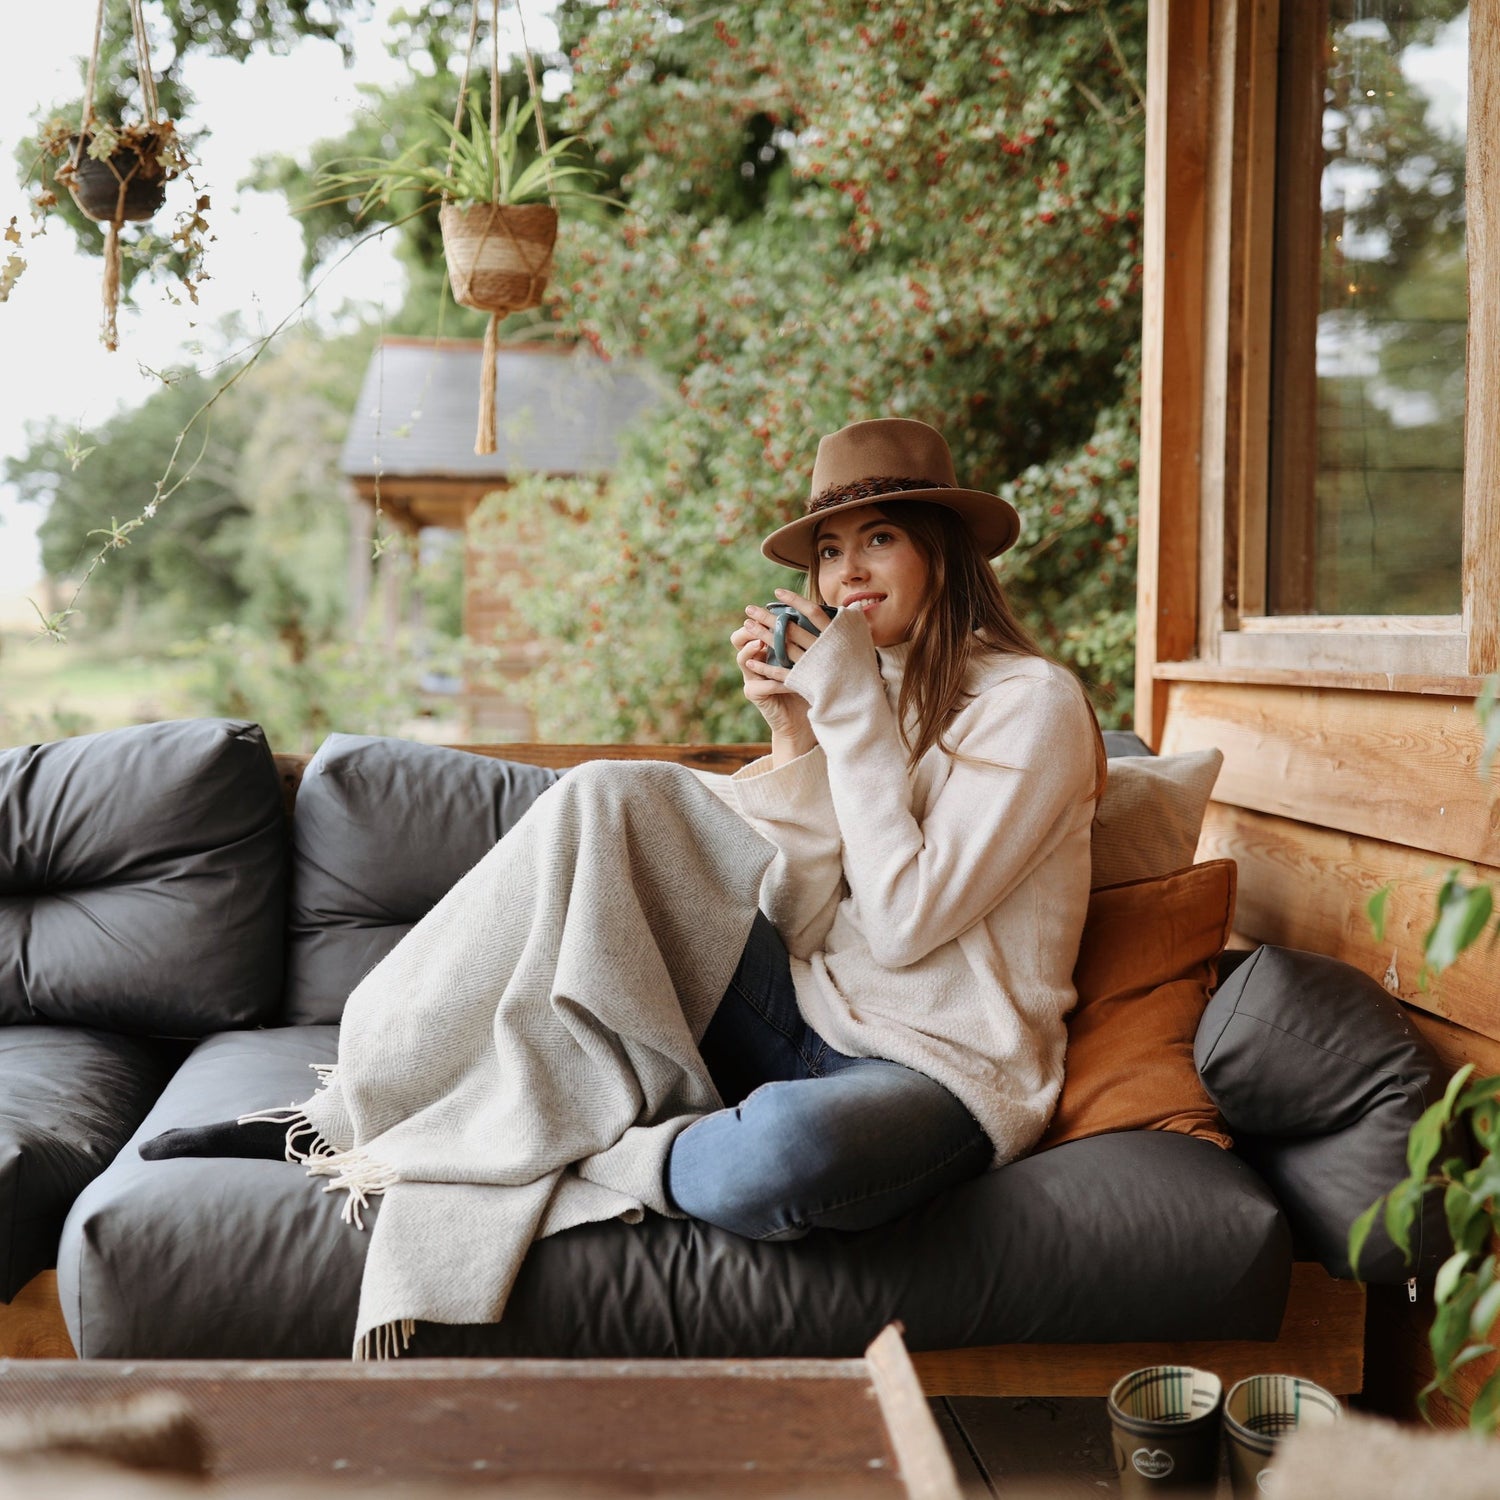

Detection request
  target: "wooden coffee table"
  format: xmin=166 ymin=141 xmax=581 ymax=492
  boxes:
xmin=0 ymin=1325 xmax=958 ymax=1498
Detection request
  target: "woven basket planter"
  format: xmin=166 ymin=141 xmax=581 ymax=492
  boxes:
xmin=440 ymin=202 xmax=558 ymax=314
xmin=63 ymin=131 xmax=171 ymax=224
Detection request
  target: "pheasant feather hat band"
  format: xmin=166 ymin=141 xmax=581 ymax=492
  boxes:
xmin=760 ymin=418 xmax=1022 ymax=570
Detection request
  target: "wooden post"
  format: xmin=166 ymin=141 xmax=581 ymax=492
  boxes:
xmin=864 ymin=1325 xmax=962 ymax=1500
xmin=1137 ymin=0 xmax=1213 ymax=746
xmin=1265 ymin=0 xmax=1328 ymax=616
xmin=1466 ymin=0 xmax=1500 ymax=675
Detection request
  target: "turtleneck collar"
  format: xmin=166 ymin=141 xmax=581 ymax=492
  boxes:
xmin=875 ymin=638 xmax=914 ymax=712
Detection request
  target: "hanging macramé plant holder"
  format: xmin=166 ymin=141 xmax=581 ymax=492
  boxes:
xmin=440 ymin=201 xmax=557 ymax=315
xmin=446 ymin=0 xmax=560 ymax=455
xmin=57 ymin=0 xmax=183 ymax=351
xmin=66 ymin=127 xmax=171 ymax=223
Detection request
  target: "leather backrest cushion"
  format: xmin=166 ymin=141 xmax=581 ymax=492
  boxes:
xmin=1102 ymin=730 xmax=1154 ymax=758
xmin=283 ymin=735 xmax=562 ymax=1024
xmin=0 ymin=720 xmax=286 ymax=1035
xmin=1195 ymin=943 xmax=1449 ymax=1280
xmin=0 ymin=1026 xmax=181 ymax=1301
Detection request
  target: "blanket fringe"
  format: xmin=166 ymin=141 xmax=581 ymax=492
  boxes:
xmin=355 ymin=1318 xmax=417 ymax=1362
xmin=235 ymin=1105 xmax=338 ymax=1166
xmin=237 ymin=1061 xmax=395 ymax=1229
xmin=304 ymin=1148 xmax=401 ymax=1231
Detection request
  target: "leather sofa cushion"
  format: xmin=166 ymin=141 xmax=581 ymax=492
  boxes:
xmin=283 ymin=736 xmax=562 ymax=1024
xmin=282 ymin=730 xmax=1153 ymax=1027
xmin=0 ymin=1027 xmax=180 ymax=1302
xmin=1101 ymin=730 xmax=1154 ymax=758
xmin=0 ymin=719 xmax=285 ymax=1035
xmin=1195 ymin=943 xmax=1449 ymax=1281
xmin=59 ymin=1026 xmax=1291 ymax=1358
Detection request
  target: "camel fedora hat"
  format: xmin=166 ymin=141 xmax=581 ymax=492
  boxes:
xmin=761 ymin=418 xmax=1022 ymax=570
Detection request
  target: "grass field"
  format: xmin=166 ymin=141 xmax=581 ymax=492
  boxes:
xmin=0 ymin=631 xmax=200 ymax=746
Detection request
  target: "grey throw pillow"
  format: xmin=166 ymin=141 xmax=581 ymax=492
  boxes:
xmin=1090 ymin=748 xmax=1224 ymax=889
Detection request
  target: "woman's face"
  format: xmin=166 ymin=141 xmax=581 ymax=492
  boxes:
xmin=814 ymin=505 xmax=931 ymax=648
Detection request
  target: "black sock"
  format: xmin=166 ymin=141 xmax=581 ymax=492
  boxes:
xmin=138 ymin=1119 xmax=292 ymax=1161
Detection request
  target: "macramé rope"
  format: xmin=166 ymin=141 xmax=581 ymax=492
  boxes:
xmin=446 ymin=0 xmax=558 ymax=451
xmin=75 ymin=0 xmax=164 ymax=350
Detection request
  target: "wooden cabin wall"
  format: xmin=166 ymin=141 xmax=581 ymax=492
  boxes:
xmin=1155 ymin=676 xmax=1499 ymax=1425
xmin=1141 ymin=0 xmax=1500 ymax=1426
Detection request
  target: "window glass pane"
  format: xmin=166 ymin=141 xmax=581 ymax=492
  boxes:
xmin=1269 ymin=0 xmax=1467 ymax=616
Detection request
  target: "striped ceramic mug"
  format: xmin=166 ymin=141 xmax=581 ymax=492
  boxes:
xmin=1107 ymin=1364 xmax=1224 ymax=1495
xmin=1224 ymin=1373 xmax=1342 ymax=1496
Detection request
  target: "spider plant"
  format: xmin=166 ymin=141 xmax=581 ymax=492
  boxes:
xmin=308 ymin=94 xmax=617 ymax=216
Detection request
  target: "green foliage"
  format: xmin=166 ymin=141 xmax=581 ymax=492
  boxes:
xmin=6 ymin=315 xmax=467 ymax=747
xmin=9 ymin=367 xmax=256 ymax=636
xmin=1302 ymin=0 xmax=1471 ymax=616
xmin=176 ymin=622 xmax=422 ymax=753
xmin=1425 ymin=870 xmax=1495 ymax=976
xmin=7 ymin=327 xmax=359 ymax=638
xmin=311 ymin=93 xmax=613 ymax=214
xmin=1481 ymin=675 xmax=1500 ymax=777
xmin=257 ymin=0 xmax=1145 ymax=738
xmin=254 ymin=47 xmax=619 ymax=339
xmin=1352 ymin=1064 xmax=1500 ymax=1431
xmin=1356 ymin=677 xmax=1500 ymax=1431
xmin=460 ymin=0 xmax=1149 ymax=739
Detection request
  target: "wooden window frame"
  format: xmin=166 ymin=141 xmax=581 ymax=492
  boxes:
xmin=1136 ymin=0 xmax=1499 ymax=741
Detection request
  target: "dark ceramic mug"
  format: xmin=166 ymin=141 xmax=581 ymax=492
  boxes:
xmin=1107 ymin=1365 xmax=1224 ymax=1496
xmin=764 ymin=602 xmax=839 ymax=669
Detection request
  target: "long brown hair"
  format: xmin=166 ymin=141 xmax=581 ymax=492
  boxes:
xmin=808 ymin=501 xmax=1107 ymax=797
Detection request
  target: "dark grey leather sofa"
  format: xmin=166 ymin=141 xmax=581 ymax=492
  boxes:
xmin=0 ymin=719 xmax=1447 ymax=1360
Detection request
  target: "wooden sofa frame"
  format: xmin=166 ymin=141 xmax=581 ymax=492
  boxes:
xmin=0 ymin=741 xmax=1366 ymax=1395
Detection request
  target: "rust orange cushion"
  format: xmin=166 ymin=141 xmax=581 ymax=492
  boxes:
xmin=1038 ymin=859 xmax=1237 ymax=1152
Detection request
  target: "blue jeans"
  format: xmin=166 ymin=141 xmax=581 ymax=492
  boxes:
xmin=665 ymin=913 xmax=991 ymax=1240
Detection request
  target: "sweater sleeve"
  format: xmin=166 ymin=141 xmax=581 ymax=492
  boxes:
xmin=719 ymin=746 xmax=846 ymax=959
xmin=787 ymin=609 xmax=1097 ymax=970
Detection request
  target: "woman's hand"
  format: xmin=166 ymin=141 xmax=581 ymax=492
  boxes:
xmin=733 ymin=590 xmax=834 ymax=766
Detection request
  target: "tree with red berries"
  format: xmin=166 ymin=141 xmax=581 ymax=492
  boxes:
xmin=264 ymin=0 xmax=1149 ymax=740
xmin=470 ymin=0 xmax=1146 ymax=739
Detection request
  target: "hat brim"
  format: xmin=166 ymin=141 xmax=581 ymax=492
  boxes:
xmin=761 ymin=488 xmax=1022 ymax=570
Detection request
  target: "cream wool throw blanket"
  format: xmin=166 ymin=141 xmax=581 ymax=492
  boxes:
xmin=263 ymin=761 xmax=774 ymax=1358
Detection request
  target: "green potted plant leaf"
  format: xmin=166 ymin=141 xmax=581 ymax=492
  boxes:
xmin=1352 ymin=679 xmax=1500 ymax=1431
xmin=1350 ymin=1064 xmax=1500 ymax=1430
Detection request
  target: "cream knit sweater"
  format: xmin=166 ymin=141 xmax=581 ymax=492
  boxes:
xmin=706 ymin=607 xmax=1099 ymax=1165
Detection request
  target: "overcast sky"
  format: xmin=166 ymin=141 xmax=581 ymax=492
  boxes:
xmin=0 ymin=0 xmax=560 ymax=608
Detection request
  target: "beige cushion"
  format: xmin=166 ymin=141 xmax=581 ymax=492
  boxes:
xmin=1090 ymin=748 xmax=1224 ymax=889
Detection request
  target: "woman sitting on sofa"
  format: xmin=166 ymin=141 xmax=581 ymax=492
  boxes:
xmin=663 ymin=415 xmax=1106 ymax=1239
xmin=146 ymin=416 xmax=1105 ymax=1246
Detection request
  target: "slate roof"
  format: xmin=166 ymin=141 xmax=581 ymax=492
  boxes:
xmin=339 ymin=339 xmax=663 ymax=481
